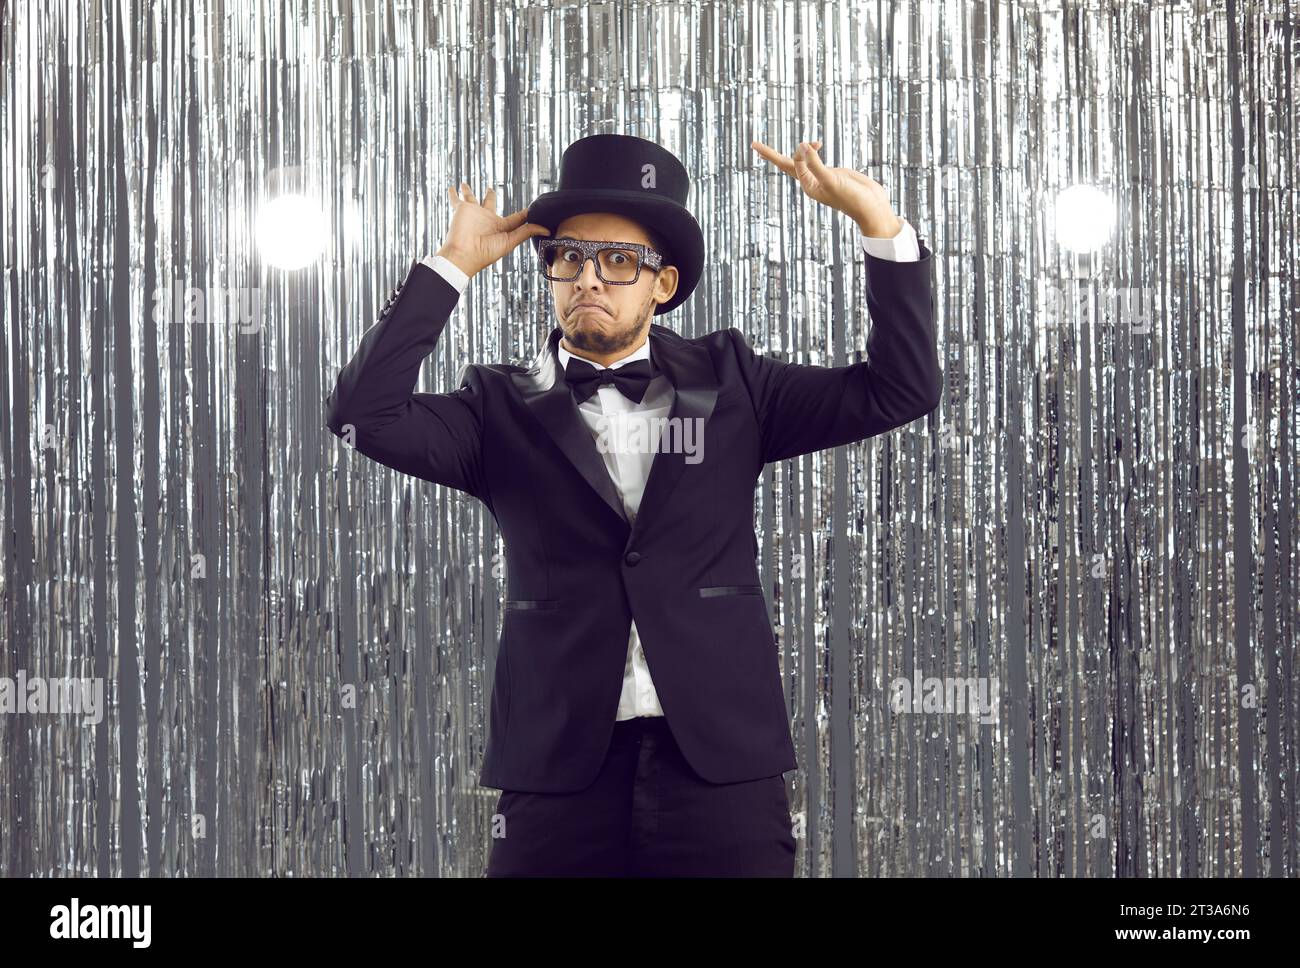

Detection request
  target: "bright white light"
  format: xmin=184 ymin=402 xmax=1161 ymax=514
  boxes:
xmin=341 ymin=198 xmax=364 ymax=255
xmin=1053 ymin=184 xmax=1114 ymax=253
xmin=256 ymin=194 xmax=329 ymax=269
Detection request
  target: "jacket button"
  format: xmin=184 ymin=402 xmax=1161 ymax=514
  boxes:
xmin=624 ymin=551 xmax=641 ymax=566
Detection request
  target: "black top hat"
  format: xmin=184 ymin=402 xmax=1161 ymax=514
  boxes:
xmin=526 ymin=134 xmax=704 ymax=316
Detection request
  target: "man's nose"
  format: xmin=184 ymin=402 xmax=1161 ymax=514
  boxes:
xmin=574 ymin=256 xmax=604 ymax=289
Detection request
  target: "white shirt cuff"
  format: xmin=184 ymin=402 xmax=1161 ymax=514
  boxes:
xmin=859 ymin=217 xmax=920 ymax=262
xmin=419 ymin=254 xmax=469 ymax=294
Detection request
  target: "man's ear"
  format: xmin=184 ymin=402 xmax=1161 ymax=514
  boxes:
xmin=655 ymin=266 xmax=679 ymax=305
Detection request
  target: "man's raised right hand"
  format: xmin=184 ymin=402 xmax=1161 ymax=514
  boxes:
xmin=435 ymin=183 xmax=552 ymax=279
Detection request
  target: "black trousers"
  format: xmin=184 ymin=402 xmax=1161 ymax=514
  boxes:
xmin=485 ymin=715 xmax=797 ymax=877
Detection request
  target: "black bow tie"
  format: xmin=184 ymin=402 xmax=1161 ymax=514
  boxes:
xmin=563 ymin=356 xmax=656 ymax=405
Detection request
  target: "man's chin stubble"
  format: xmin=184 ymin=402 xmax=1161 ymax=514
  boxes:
xmin=565 ymin=323 xmax=629 ymax=354
xmin=562 ymin=297 xmax=655 ymax=354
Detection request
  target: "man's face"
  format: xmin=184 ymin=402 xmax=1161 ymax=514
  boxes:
xmin=547 ymin=212 xmax=679 ymax=356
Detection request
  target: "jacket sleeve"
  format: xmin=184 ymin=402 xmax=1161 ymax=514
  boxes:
xmin=325 ymin=260 xmax=490 ymax=505
xmin=727 ymin=239 xmax=942 ymax=465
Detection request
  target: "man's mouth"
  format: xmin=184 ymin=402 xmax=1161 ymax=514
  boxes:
xmin=573 ymin=304 xmax=609 ymax=315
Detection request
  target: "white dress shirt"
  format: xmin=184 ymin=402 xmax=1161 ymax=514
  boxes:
xmin=553 ymin=336 xmax=673 ymax=719
xmin=417 ymin=217 xmax=921 ymax=722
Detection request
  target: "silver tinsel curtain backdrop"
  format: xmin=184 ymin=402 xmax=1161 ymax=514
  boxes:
xmin=0 ymin=0 xmax=1295 ymax=878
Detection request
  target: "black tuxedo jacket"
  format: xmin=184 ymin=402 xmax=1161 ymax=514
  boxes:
xmin=326 ymin=242 xmax=941 ymax=793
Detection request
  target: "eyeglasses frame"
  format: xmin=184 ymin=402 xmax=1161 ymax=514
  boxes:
xmin=534 ymin=237 xmax=664 ymax=285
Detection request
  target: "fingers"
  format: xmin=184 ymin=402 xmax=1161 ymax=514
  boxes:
xmin=792 ymin=142 xmax=819 ymax=191
xmin=503 ymin=209 xmax=551 ymax=245
xmin=507 ymin=220 xmax=551 ymax=249
xmin=751 ymin=139 xmax=794 ymax=176
xmin=445 ymin=187 xmax=549 ymax=247
xmin=501 ymin=207 xmax=530 ymax=228
xmin=800 ymin=141 xmax=829 ymax=178
xmin=752 ymin=138 xmax=823 ymax=180
xmin=791 ymin=142 xmax=808 ymax=178
xmin=448 ymin=182 xmax=507 ymax=212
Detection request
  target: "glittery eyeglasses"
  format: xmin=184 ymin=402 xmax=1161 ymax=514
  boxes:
xmin=534 ymin=237 xmax=664 ymax=285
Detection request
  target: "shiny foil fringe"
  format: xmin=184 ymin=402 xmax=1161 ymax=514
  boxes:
xmin=0 ymin=0 xmax=1296 ymax=877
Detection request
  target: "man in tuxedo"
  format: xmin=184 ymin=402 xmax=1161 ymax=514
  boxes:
xmin=325 ymin=134 xmax=941 ymax=877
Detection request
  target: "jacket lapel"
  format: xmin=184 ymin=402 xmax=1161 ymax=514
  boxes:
xmin=508 ymin=324 xmax=719 ymax=538
xmin=510 ymin=327 xmax=628 ymax=525
xmin=628 ymin=325 xmax=718 ymax=547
